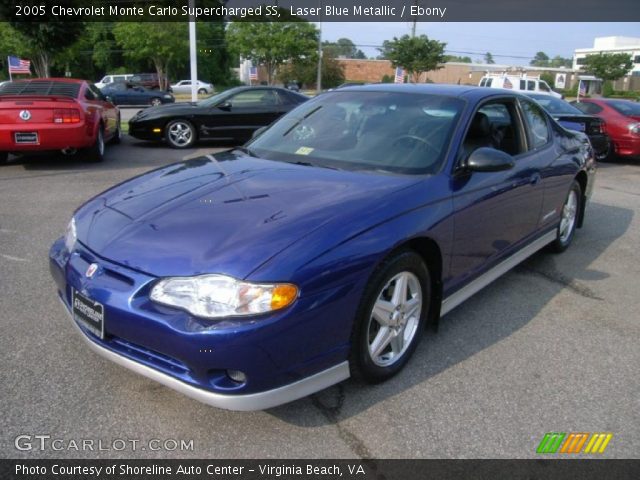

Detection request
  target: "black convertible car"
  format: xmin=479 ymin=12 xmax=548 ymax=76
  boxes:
xmin=129 ymin=86 xmax=308 ymax=148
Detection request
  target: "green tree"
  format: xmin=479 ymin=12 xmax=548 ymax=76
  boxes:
xmin=1 ymin=21 xmax=85 ymax=77
xmin=581 ymin=53 xmax=633 ymax=81
xmin=444 ymin=55 xmax=472 ymax=63
xmin=378 ymin=34 xmax=446 ymax=83
xmin=550 ymin=55 xmax=573 ymax=68
xmin=113 ymin=23 xmax=189 ymax=90
xmin=530 ymin=51 xmax=550 ymax=67
xmin=226 ymin=22 xmax=318 ymax=85
xmin=279 ymin=52 xmax=345 ymax=89
xmin=323 ymin=38 xmax=366 ymax=59
xmin=484 ymin=52 xmax=495 ymax=64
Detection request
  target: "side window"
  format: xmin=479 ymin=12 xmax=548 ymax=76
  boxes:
xmin=519 ymin=80 xmax=526 ymax=90
xmin=103 ymin=77 xmax=112 ymax=85
xmin=461 ymin=101 xmax=524 ymax=160
xmin=485 ymin=78 xmax=492 ymax=87
xmin=520 ymin=99 xmax=550 ymax=149
xmin=527 ymin=80 xmax=536 ymax=91
xmin=84 ymin=86 xmax=96 ymax=101
xmin=230 ymin=89 xmax=279 ymax=107
xmin=89 ymin=84 xmax=105 ymax=101
xmin=539 ymin=81 xmax=550 ymax=92
xmin=480 ymin=78 xmax=486 ymax=87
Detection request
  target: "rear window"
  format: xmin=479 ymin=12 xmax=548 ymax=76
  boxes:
xmin=0 ymin=80 xmax=80 ymax=98
xmin=607 ymin=100 xmax=640 ymax=116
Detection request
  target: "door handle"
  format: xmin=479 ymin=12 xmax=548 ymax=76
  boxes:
xmin=530 ymin=173 xmax=541 ymax=185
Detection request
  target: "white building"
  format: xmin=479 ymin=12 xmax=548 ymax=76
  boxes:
xmin=573 ymin=36 xmax=640 ymax=76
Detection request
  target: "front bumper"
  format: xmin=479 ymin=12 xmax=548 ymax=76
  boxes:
xmin=49 ymin=238 xmax=352 ymax=410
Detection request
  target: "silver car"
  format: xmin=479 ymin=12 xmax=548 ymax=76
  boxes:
xmin=169 ymin=80 xmax=214 ymax=95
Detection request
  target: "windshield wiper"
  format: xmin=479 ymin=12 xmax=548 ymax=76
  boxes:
xmin=233 ymin=146 xmax=257 ymax=157
xmin=290 ymin=160 xmax=340 ymax=170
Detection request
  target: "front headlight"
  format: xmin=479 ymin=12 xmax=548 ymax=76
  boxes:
xmin=164 ymin=94 xmax=173 ymax=99
xmin=150 ymin=274 xmax=298 ymax=319
xmin=64 ymin=217 xmax=76 ymax=251
xmin=629 ymin=123 xmax=640 ymax=136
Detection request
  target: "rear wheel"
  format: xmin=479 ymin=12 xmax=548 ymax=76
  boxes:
xmin=165 ymin=119 xmax=196 ymax=148
xmin=198 ymin=88 xmax=207 ymax=94
xmin=549 ymin=180 xmax=581 ymax=253
xmin=350 ymin=250 xmax=430 ymax=383
xmin=595 ymin=139 xmax=613 ymax=162
xmin=84 ymin=126 xmax=105 ymax=163
xmin=110 ymin=118 xmax=122 ymax=145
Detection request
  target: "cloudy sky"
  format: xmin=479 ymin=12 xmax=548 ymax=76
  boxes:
xmin=318 ymin=22 xmax=640 ymax=65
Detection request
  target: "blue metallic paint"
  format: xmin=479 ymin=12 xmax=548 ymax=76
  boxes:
xmin=49 ymin=85 xmax=596 ymax=408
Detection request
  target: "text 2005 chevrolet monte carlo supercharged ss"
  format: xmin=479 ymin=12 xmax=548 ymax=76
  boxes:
xmin=50 ymin=84 xmax=596 ymax=410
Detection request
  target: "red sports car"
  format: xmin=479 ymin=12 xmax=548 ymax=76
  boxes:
xmin=0 ymin=78 xmax=120 ymax=163
xmin=572 ymin=98 xmax=640 ymax=160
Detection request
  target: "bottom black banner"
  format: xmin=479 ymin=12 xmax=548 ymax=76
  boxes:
xmin=1 ymin=459 xmax=639 ymax=480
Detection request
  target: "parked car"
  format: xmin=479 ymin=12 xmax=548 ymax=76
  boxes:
xmin=129 ymin=73 xmax=167 ymax=90
xmin=571 ymin=98 xmax=640 ymax=160
xmin=524 ymin=92 xmax=610 ymax=160
xmin=95 ymin=74 xmax=134 ymax=90
xmin=101 ymin=82 xmax=175 ymax=107
xmin=50 ymin=84 xmax=595 ymax=410
xmin=284 ymin=81 xmax=300 ymax=92
xmin=128 ymin=86 xmax=308 ymax=148
xmin=0 ymin=78 xmax=120 ymax=163
xmin=479 ymin=74 xmax=563 ymax=99
xmin=169 ymin=80 xmax=214 ymax=95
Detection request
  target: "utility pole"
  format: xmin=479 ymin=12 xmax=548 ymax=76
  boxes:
xmin=411 ymin=0 xmax=418 ymax=37
xmin=188 ymin=0 xmax=198 ymax=102
xmin=316 ymin=1 xmax=322 ymax=94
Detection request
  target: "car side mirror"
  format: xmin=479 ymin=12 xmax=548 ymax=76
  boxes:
xmin=251 ymin=126 xmax=268 ymax=139
xmin=217 ymin=101 xmax=232 ymax=111
xmin=465 ymin=147 xmax=514 ymax=172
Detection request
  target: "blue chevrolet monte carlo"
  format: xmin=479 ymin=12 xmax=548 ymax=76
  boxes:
xmin=49 ymin=84 xmax=596 ymax=410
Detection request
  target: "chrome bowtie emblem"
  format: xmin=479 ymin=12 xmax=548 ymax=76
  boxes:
xmin=85 ymin=263 xmax=99 ymax=278
xmin=19 ymin=110 xmax=31 ymax=121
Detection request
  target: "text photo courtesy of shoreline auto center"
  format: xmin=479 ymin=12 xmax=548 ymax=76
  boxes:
xmin=1 ymin=0 xmax=639 ymax=478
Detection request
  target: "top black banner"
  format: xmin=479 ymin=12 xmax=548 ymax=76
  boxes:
xmin=0 ymin=0 xmax=639 ymax=22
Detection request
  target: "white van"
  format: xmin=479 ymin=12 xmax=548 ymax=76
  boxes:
xmin=95 ymin=74 xmax=134 ymax=90
xmin=479 ymin=74 xmax=563 ymax=99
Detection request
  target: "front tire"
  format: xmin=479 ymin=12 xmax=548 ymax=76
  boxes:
xmin=165 ymin=119 xmax=196 ymax=148
xmin=0 ymin=152 xmax=8 ymax=164
xmin=198 ymin=88 xmax=207 ymax=94
xmin=549 ymin=180 xmax=581 ymax=253
xmin=150 ymin=97 xmax=162 ymax=107
xmin=350 ymin=250 xmax=430 ymax=383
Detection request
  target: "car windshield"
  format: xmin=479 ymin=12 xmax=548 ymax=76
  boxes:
xmin=246 ymin=91 xmax=464 ymax=175
xmin=196 ymin=89 xmax=236 ymax=107
xmin=607 ymin=100 xmax=640 ymax=116
xmin=527 ymin=94 xmax=582 ymax=115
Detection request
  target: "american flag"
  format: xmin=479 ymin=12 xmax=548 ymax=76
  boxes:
xmin=503 ymin=77 xmax=513 ymax=89
xmin=249 ymin=67 xmax=258 ymax=81
xmin=578 ymin=80 xmax=586 ymax=96
xmin=394 ymin=67 xmax=404 ymax=84
xmin=8 ymin=56 xmax=31 ymax=74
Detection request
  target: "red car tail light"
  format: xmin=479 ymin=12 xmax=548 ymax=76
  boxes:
xmin=53 ymin=109 xmax=81 ymax=124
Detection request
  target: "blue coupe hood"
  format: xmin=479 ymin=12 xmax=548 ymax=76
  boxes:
xmin=74 ymin=151 xmax=419 ymax=278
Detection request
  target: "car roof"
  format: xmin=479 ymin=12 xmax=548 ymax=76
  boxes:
xmin=9 ymin=77 xmax=86 ymax=84
xmin=334 ymin=83 xmax=523 ymax=101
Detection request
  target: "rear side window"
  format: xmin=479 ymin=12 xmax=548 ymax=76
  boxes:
xmin=520 ymin=99 xmax=550 ymax=149
xmin=573 ymin=102 xmax=603 ymax=114
xmin=528 ymin=80 xmax=536 ymax=91
xmin=539 ymin=82 xmax=551 ymax=92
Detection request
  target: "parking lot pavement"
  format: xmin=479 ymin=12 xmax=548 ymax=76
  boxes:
xmin=1 ymin=142 xmax=638 ymax=459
